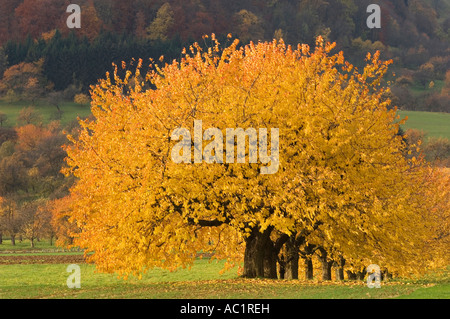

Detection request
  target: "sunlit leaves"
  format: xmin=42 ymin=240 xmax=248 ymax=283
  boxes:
xmin=61 ymin=36 xmax=448 ymax=278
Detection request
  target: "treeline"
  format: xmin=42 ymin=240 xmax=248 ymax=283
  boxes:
xmin=0 ymin=108 xmax=82 ymax=246
xmin=1 ymin=0 xmax=449 ymax=49
xmin=2 ymin=31 xmax=186 ymax=92
xmin=0 ymin=0 xmax=449 ymax=111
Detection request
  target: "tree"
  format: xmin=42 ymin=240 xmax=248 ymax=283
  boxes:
xmin=146 ymin=3 xmax=175 ymax=41
xmin=0 ymin=113 xmax=8 ymax=127
xmin=134 ymin=12 xmax=148 ymax=39
xmin=0 ymin=46 xmax=8 ymax=79
xmin=77 ymin=1 xmax=103 ymax=42
xmin=74 ymin=93 xmax=90 ymax=105
xmin=423 ymin=137 xmax=450 ymax=166
xmin=62 ymin=36 xmax=447 ymax=279
xmin=0 ymin=59 xmax=47 ymax=101
xmin=442 ymin=70 xmax=450 ymax=96
xmin=233 ymin=10 xmax=265 ymax=44
xmin=0 ymin=118 xmax=71 ymax=246
xmin=17 ymin=107 xmax=43 ymax=126
xmin=0 ymin=195 xmax=22 ymax=245
xmin=21 ymin=199 xmax=53 ymax=247
xmin=50 ymin=195 xmax=79 ymax=246
xmin=0 ymin=0 xmax=22 ymax=45
xmin=0 ymin=155 xmax=27 ymax=195
xmin=111 ymin=0 xmax=136 ymax=34
xmin=20 ymin=201 xmax=39 ymax=247
xmin=424 ymin=168 xmax=450 ymax=270
xmin=14 ymin=0 xmax=65 ymax=40
xmin=47 ymin=91 xmax=64 ymax=120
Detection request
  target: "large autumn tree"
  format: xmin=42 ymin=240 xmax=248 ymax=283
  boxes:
xmin=61 ymin=36 xmax=447 ymax=279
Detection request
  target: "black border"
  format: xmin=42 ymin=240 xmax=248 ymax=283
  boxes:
xmin=1 ymin=299 xmax=447 ymax=318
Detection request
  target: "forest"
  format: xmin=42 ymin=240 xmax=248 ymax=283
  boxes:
xmin=0 ymin=0 xmax=449 ymax=112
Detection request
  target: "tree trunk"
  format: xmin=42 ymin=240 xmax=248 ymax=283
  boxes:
xmin=304 ymin=257 xmax=314 ymax=280
xmin=381 ymin=269 xmax=392 ymax=281
xmin=356 ymin=269 xmax=366 ymax=281
xmin=263 ymin=239 xmax=277 ymax=279
xmin=284 ymin=237 xmax=299 ymax=280
xmin=318 ymin=248 xmax=333 ymax=281
xmin=335 ymin=256 xmax=345 ymax=281
xmin=278 ymin=256 xmax=286 ymax=279
xmin=322 ymin=260 xmax=333 ymax=281
xmin=243 ymin=231 xmax=260 ymax=278
xmin=11 ymin=235 xmax=15 ymax=246
xmin=243 ymin=227 xmax=277 ymax=278
xmin=346 ymin=271 xmax=357 ymax=280
xmin=300 ymin=243 xmax=316 ymax=280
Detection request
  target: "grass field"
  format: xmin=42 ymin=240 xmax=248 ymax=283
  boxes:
xmin=398 ymin=110 xmax=450 ymax=140
xmin=0 ymin=238 xmax=56 ymax=251
xmin=0 ymin=99 xmax=91 ymax=128
xmin=0 ymin=240 xmax=448 ymax=299
xmin=0 ymin=259 xmax=448 ymax=299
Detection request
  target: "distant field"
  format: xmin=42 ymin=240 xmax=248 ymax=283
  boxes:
xmin=398 ymin=110 xmax=450 ymax=140
xmin=0 ymin=99 xmax=91 ymax=128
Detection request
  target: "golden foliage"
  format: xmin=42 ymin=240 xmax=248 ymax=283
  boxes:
xmin=59 ymin=36 xmax=449 ymax=278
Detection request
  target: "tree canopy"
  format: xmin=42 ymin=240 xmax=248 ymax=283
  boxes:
xmin=61 ymin=36 xmax=449 ymax=279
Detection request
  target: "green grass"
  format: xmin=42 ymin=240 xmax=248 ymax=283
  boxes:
xmin=0 ymin=239 xmax=82 ymax=257
xmin=0 ymin=239 xmax=60 ymax=251
xmin=397 ymin=110 xmax=450 ymax=140
xmin=0 ymin=259 xmax=448 ymax=299
xmin=0 ymin=237 xmax=448 ymax=299
xmin=395 ymin=284 xmax=450 ymax=299
xmin=408 ymin=80 xmax=445 ymax=97
xmin=0 ymin=99 xmax=91 ymax=128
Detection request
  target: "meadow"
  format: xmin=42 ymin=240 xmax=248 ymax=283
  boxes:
xmin=0 ymin=99 xmax=92 ymax=128
xmin=398 ymin=110 xmax=450 ymax=140
xmin=0 ymin=239 xmax=448 ymax=299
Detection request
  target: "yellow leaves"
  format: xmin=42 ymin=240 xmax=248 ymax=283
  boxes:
xmin=60 ymin=34 xmax=449 ymax=279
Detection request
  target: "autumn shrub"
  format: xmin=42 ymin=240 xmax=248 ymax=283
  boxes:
xmin=423 ymin=137 xmax=450 ymax=167
xmin=73 ymin=93 xmax=90 ymax=105
xmin=423 ymin=92 xmax=450 ymax=112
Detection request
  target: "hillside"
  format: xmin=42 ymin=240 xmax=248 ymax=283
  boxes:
xmin=0 ymin=0 xmax=449 ymax=113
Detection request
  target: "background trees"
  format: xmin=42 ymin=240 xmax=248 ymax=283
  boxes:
xmin=146 ymin=3 xmax=175 ymax=41
xmin=0 ymin=119 xmax=70 ymax=246
xmin=0 ymin=0 xmax=448 ymax=113
xmin=14 ymin=0 xmax=65 ymax=40
xmin=0 ymin=59 xmax=47 ymax=102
